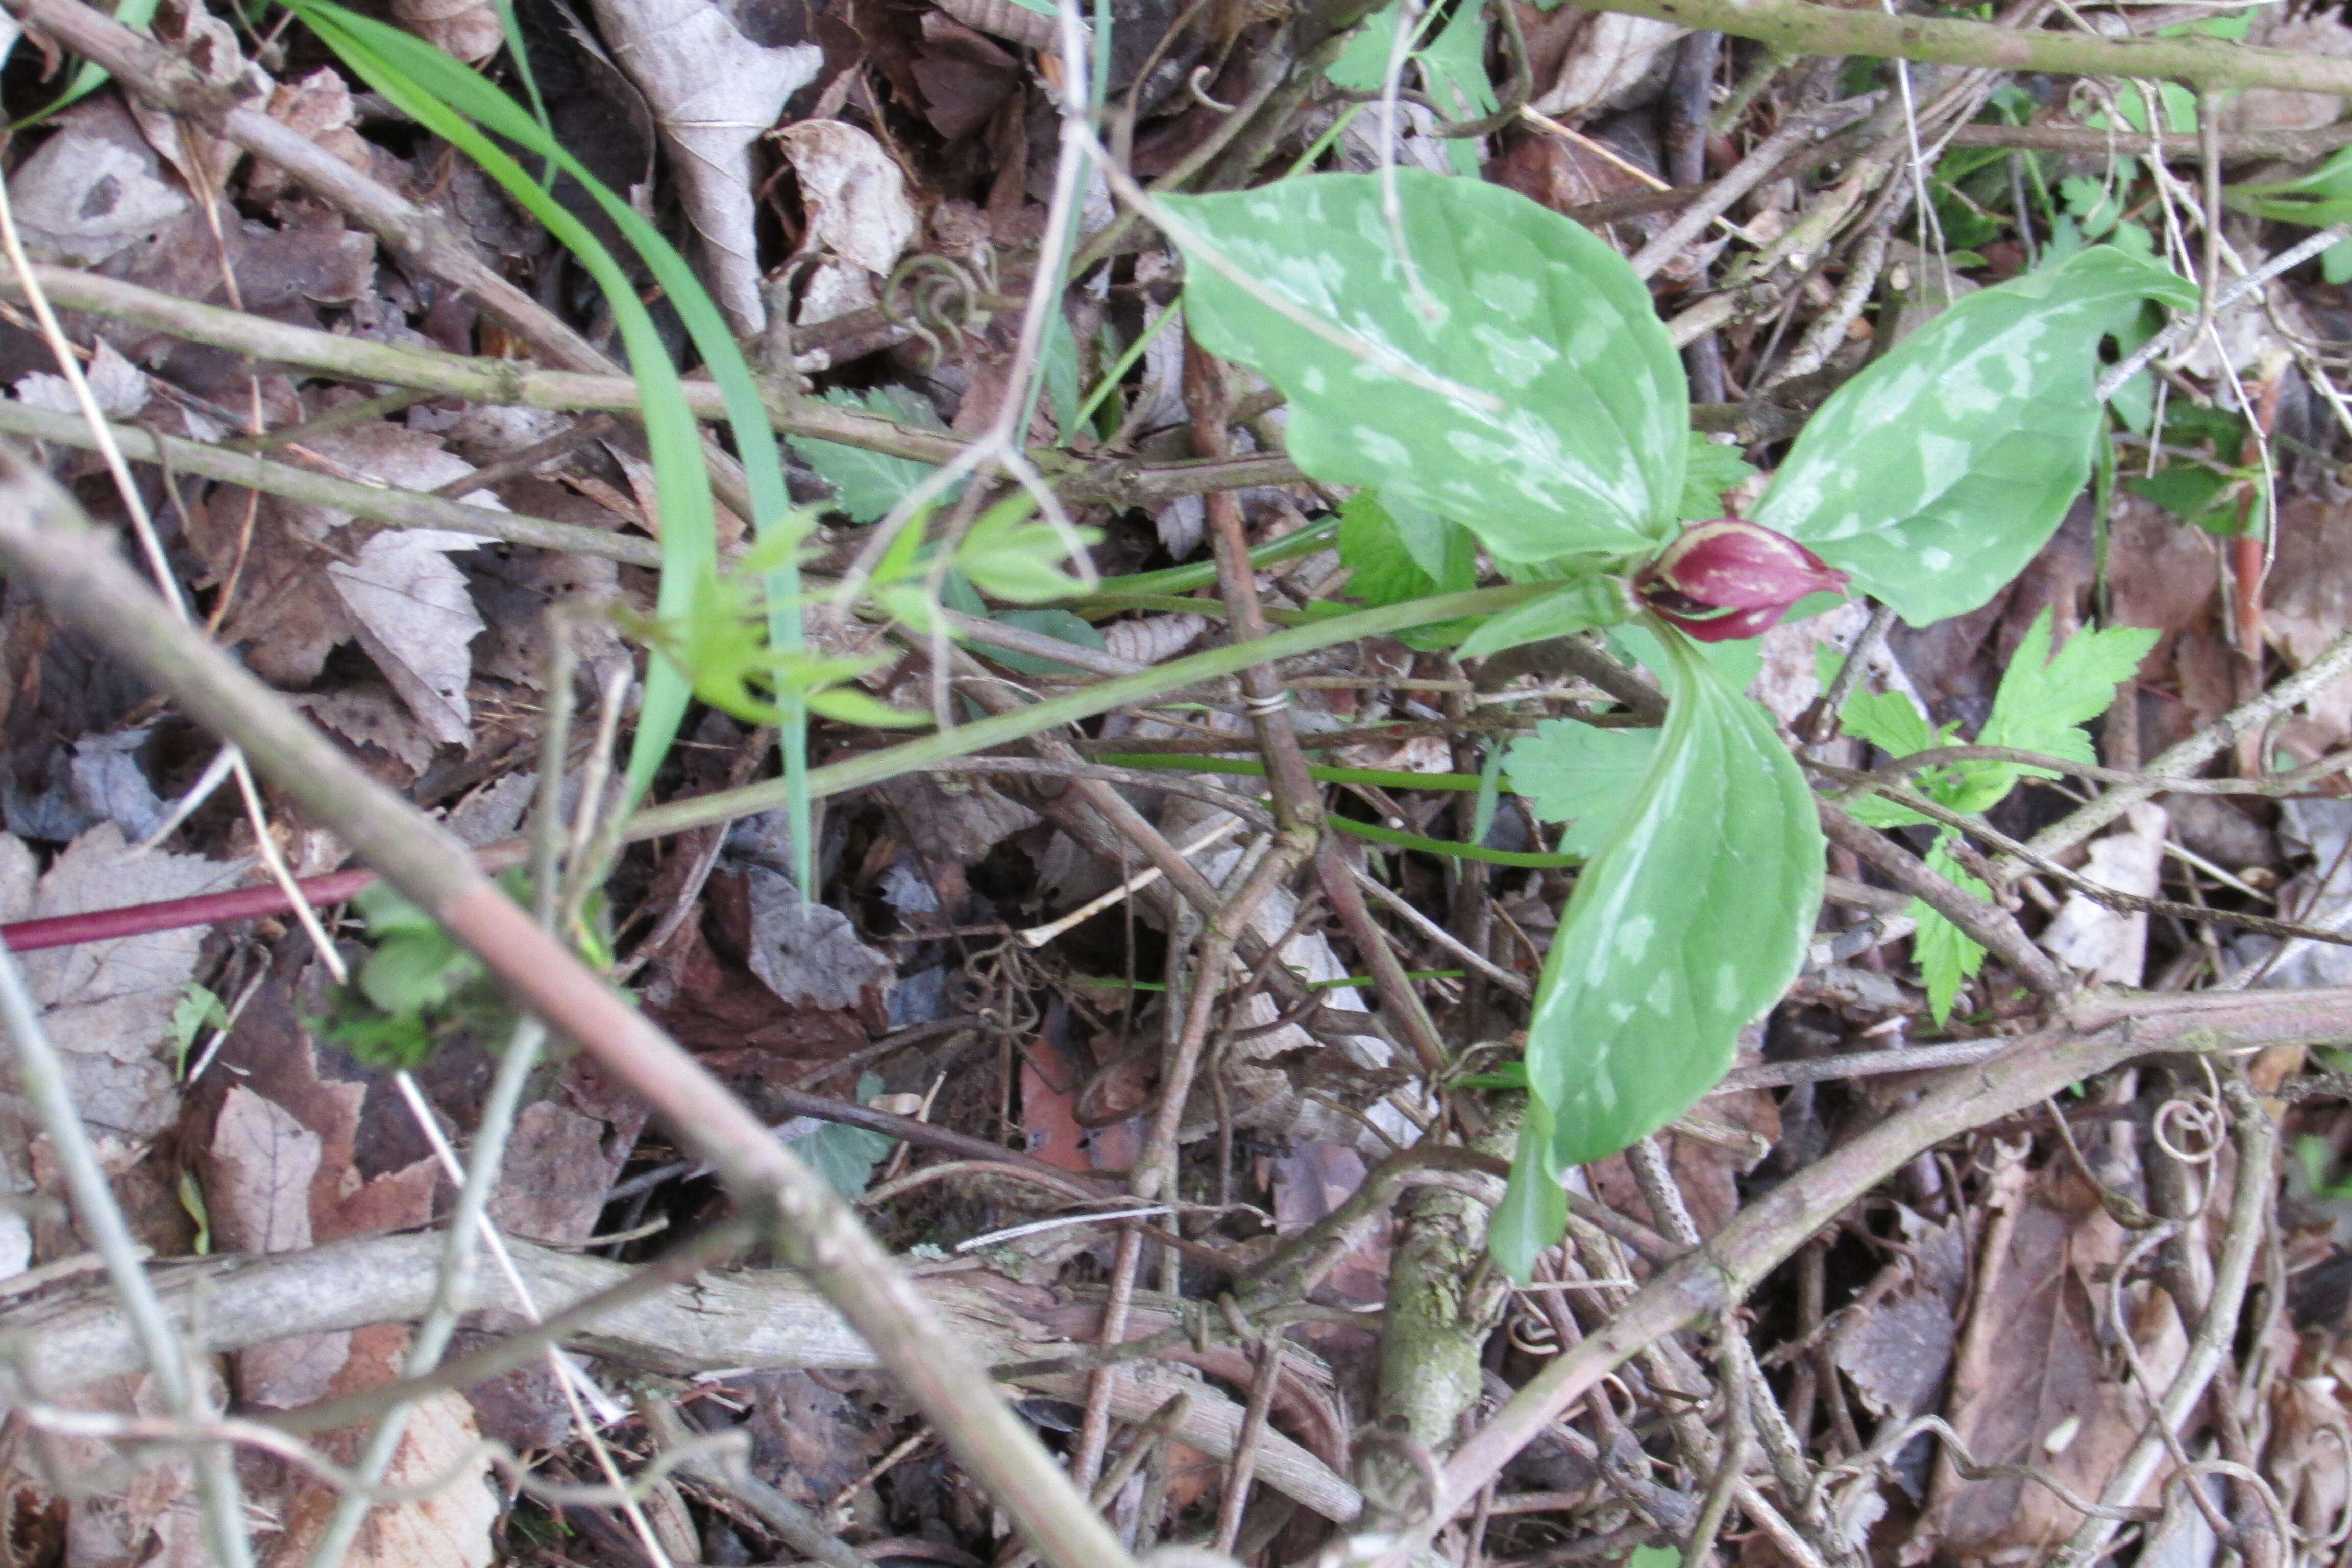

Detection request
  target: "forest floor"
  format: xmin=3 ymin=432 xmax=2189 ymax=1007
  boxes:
xmin=0 ymin=0 xmax=2350 ymax=1563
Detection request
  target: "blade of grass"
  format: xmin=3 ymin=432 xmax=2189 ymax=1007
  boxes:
xmin=293 ymin=0 xmax=815 ymax=890
xmin=1066 ymin=520 xmax=1338 ymax=599
xmin=1332 ymin=816 xmax=1578 ymax=868
xmin=11 ymin=0 xmax=157 ymax=130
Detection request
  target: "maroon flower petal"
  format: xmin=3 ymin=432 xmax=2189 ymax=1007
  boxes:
xmin=1634 ymin=519 xmax=1849 ymax=642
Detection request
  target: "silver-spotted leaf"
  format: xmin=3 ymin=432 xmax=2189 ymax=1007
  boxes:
xmin=1161 ymin=171 xmax=1686 ymax=561
xmin=1494 ymin=629 xmax=1822 ymax=1277
xmin=1753 ymin=246 xmax=2195 ymax=626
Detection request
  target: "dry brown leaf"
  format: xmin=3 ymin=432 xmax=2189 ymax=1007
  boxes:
xmin=56 ymin=1373 xmax=212 ymax=1568
xmin=2039 ymin=801 xmax=2167 ymax=985
xmin=291 ymin=685 xmax=440 ymax=781
xmin=0 ymin=826 xmax=244 ymax=1141
xmin=121 ymin=0 xmax=260 ymax=195
xmin=13 ymin=340 xmax=149 ymax=421
xmin=329 ymin=531 xmax=487 ymax=751
xmin=1532 ymin=12 xmax=1685 ymax=117
xmin=208 ymin=1086 xmax=354 ymax=1409
xmin=743 ymin=866 xmax=894 ymax=1011
xmin=777 ymin=120 xmax=921 ymax=336
xmin=875 ymin=773 xmax=1038 ymax=863
xmin=591 ymin=0 xmax=823 ymax=335
xmin=273 ymin=1391 xmax=498 ymax=1568
xmin=1101 ymin=614 xmax=1207 ymax=667
xmin=7 ymin=97 xmax=191 ymax=269
xmin=1831 ymin=1208 xmax=1966 ymax=1421
xmin=390 ymin=0 xmax=503 ymax=63
xmin=209 ymin=1085 xmax=319 ymax=1256
xmin=488 ymin=1098 xmax=621 ymax=1244
xmin=248 ymin=68 xmax=379 ymax=206
xmin=1923 ymin=1161 xmax=2184 ymax=1559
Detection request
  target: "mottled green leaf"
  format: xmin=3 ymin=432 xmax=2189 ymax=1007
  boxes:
xmin=1163 ymin=171 xmax=1686 ymax=562
xmin=1610 ymin=620 xmax=1762 ymax=696
xmin=1754 ymin=246 xmax=2196 ymax=625
xmin=1490 ymin=1093 xmax=1564 ymax=1282
xmin=1493 ymin=630 xmax=1823 ymax=1277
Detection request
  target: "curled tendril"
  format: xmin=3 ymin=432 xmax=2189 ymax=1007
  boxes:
xmin=885 ymin=254 xmax=995 ymax=372
xmin=2152 ymin=1092 xmax=2225 ymax=1165
xmin=1506 ymin=1307 xmax=1558 ymax=1356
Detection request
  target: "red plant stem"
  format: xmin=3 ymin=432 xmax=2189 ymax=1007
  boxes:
xmin=0 ymin=840 xmax=533 ymax=953
xmin=0 ymin=868 xmax=379 ymax=952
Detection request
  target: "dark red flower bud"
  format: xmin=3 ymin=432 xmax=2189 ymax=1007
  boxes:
xmin=1634 ymin=520 xmax=1849 ymax=643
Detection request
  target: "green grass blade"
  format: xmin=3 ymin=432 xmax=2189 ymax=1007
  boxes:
xmin=294 ymin=1 xmax=813 ymax=890
xmin=13 ymin=0 xmax=160 ymax=130
xmin=294 ymin=1 xmax=715 ymax=813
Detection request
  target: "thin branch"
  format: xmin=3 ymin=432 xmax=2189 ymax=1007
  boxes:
xmin=0 ymin=397 xmax=663 ymax=567
xmin=0 ymin=1229 xmax=1368 ymax=1527
xmin=1571 ymin=0 xmax=2352 ymax=95
xmin=0 ymin=261 xmax=1300 ymax=506
xmin=3 ymin=0 xmax=598 ymax=373
xmin=2018 ymin=623 xmax=2352 ymax=873
xmin=2052 ymin=1069 xmax=2276 ymax=1564
xmin=1816 ymin=801 xmax=2071 ymax=999
xmin=0 ymin=944 xmax=255 ymax=1568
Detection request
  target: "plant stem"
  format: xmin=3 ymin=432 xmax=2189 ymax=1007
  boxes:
xmin=1569 ymin=0 xmax=2352 ymax=94
xmin=0 ymin=943 xmax=255 ymax=1568
xmin=0 ymin=398 xmax=662 ymax=566
xmin=0 ymin=260 xmax=1306 ymax=505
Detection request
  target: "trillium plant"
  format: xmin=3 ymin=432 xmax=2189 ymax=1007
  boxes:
xmin=1156 ymin=169 xmax=2197 ymax=1278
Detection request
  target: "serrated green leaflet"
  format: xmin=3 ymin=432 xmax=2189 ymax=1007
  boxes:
xmin=1829 ymin=609 xmax=2153 ymax=1018
xmin=1753 ymin=246 xmax=2196 ymax=626
xmin=1916 ymin=841 xmax=1991 ymax=1022
xmin=1493 ymin=629 xmax=1822 ymax=1280
xmin=1975 ymin=610 xmax=2159 ymax=789
xmin=1328 ymin=0 xmax=1496 ymax=176
xmin=1503 ymin=721 xmax=1659 ymax=857
xmin=794 ymin=387 xmax=958 ymax=523
xmin=1162 ymin=172 xmax=1686 ymax=562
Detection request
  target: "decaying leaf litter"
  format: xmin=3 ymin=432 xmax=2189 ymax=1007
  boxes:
xmin=0 ymin=0 xmax=2351 ymax=1562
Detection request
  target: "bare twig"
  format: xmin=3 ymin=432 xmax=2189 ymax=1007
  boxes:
xmin=1567 ymin=0 xmax=2352 ymax=95
xmin=1817 ymin=801 xmax=2071 ymax=999
xmin=0 ymin=1229 xmax=1367 ymax=1525
xmin=0 ymin=944 xmax=255 ymax=1568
